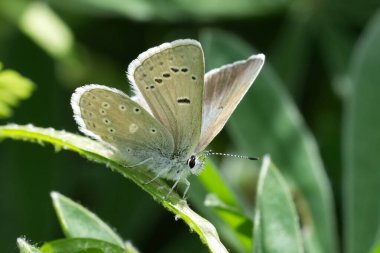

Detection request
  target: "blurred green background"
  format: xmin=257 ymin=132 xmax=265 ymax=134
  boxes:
xmin=1 ymin=0 xmax=380 ymax=252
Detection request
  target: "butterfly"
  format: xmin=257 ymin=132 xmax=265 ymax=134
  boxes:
xmin=71 ymin=39 xmax=264 ymax=197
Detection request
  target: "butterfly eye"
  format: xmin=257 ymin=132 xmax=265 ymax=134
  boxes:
xmin=187 ymin=155 xmax=196 ymax=169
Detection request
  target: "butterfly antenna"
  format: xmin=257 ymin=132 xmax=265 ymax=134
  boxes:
xmin=205 ymin=151 xmax=259 ymax=161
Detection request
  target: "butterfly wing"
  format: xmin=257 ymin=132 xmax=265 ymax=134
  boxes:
xmin=128 ymin=39 xmax=204 ymax=157
xmin=195 ymin=54 xmax=265 ymax=152
xmin=71 ymin=84 xmax=175 ymax=164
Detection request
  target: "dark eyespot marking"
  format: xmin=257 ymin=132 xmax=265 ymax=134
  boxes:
xmin=181 ymin=67 xmax=188 ymax=73
xmin=187 ymin=155 xmax=196 ymax=169
xmin=192 ymin=75 xmax=196 ymax=80
xmin=150 ymin=85 xmax=155 ymax=89
xmin=102 ymin=102 xmax=110 ymax=108
xmin=133 ymin=107 xmax=140 ymax=113
xmin=150 ymin=128 xmax=157 ymax=134
xmin=177 ymin=97 xmax=191 ymax=104
xmin=103 ymin=118 xmax=110 ymax=125
xmin=154 ymin=78 xmax=163 ymax=84
xmin=99 ymin=109 xmax=106 ymax=115
xmin=163 ymin=73 xmax=170 ymax=78
xmin=170 ymin=67 xmax=179 ymax=73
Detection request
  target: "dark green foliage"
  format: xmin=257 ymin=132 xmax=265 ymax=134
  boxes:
xmin=1 ymin=1 xmax=379 ymax=252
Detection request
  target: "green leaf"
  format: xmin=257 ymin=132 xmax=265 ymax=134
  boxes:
xmin=0 ymin=124 xmax=227 ymax=253
xmin=0 ymin=67 xmax=35 ymax=118
xmin=40 ymin=238 xmax=126 ymax=253
xmin=47 ymin=0 xmax=291 ymax=22
xmin=254 ymin=156 xmax=303 ymax=253
xmin=124 ymin=242 xmax=140 ymax=253
xmin=51 ymin=192 xmax=125 ymax=248
xmin=195 ymin=161 xmax=253 ymax=252
xmin=0 ymin=1 xmax=75 ymax=60
xmin=270 ymin=14 xmax=312 ymax=96
xmin=17 ymin=238 xmax=42 ymax=253
xmin=371 ymin=241 xmax=380 ymax=253
xmin=200 ymin=29 xmax=336 ymax=253
xmin=343 ymin=10 xmax=380 ymax=253
xmin=19 ymin=2 xmax=74 ymax=59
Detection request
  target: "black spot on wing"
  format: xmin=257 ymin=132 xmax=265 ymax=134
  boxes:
xmin=177 ymin=97 xmax=191 ymax=104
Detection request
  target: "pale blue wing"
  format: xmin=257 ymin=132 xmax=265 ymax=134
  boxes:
xmin=71 ymin=84 xmax=175 ymax=164
xmin=196 ymin=54 xmax=265 ymax=152
xmin=128 ymin=39 xmax=204 ymax=158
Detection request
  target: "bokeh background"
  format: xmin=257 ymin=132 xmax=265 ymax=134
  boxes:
xmin=1 ymin=0 xmax=380 ymax=253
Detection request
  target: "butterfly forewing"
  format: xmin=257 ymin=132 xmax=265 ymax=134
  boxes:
xmin=128 ymin=40 xmax=204 ymax=157
xmin=71 ymin=85 xmax=175 ymax=164
xmin=196 ymin=54 xmax=265 ymax=152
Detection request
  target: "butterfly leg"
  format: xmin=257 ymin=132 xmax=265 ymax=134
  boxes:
xmin=123 ymin=157 xmax=153 ymax=168
xmin=165 ymin=177 xmax=182 ymax=200
xmin=182 ymin=179 xmax=190 ymax=199
xmin=143 ymin=167 xmax=169 ymax=185
xmin=122 ymin=157 xmax=165 ymax=185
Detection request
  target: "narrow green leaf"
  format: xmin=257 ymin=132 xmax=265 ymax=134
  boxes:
xmin=0 ymin=124 xmax=227 ymax=253
xmin=125 ymin=241 xmax=141 ymax=253
xmin=19 ymin=2 xmax=74 ymax=59
xmin=270 ymin=15 xmax=312 ymax=96
xmin=200 ymin=29 xmax=336 ymax=253
xmin=320 ymin=20 xmax=354 ymax=77
xmin=40 ymin=238 xmax=126 ymax=253
xmin=196 ymin=161 xmax=253 ymax=252
xmin=17 ymin=238 xmax=42 ymax=253
xmin=51 ymin=192 xmax=124 ymax=248
xmin=47 ymin=0 xmax=291 ymax=22
xmin=371 ymin=241 xmax=380 ymax=253
xmin=0 ymin=67 xmax=35 ymax=118
xmin=343 ymin=10 xmax=380 ymax=253
xmin=254 ymin=156 xmax=303 ymax=253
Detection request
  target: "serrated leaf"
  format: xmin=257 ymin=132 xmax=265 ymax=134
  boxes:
xmin=51 ymin=192 xmax=124 ymax=248
xmin=17 ymin=238 xmax=42 ymax=253
xmin=0 ymin=68 xmax=34 ymax=118
xmin=253 ymin=156 xmax=303 ymax=253
xmin=200 ymin=29 xmax=336 ymax=253
xmin=40 ymin=238 xmax=126 ymax=253
xmin=343 ymin=10 xmax=380 ymax=253
xmin=0 ymin=124 xmax=227 ymax=253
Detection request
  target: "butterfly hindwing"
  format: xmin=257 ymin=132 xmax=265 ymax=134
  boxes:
xmin=128 ymin=39 xmax=204 ymax=157
xmin=71 ymin=84 xmax=175 ymax=164
xmin=196 ymin=54 xmax=265 ymax=152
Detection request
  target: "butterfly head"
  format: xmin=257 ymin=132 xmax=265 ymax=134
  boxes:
xmin=186 ymin=154 xmax=204 ymax=175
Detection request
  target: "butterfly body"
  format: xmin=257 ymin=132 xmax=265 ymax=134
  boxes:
xmin=71 ymin=39 xmax=264 ymax=196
